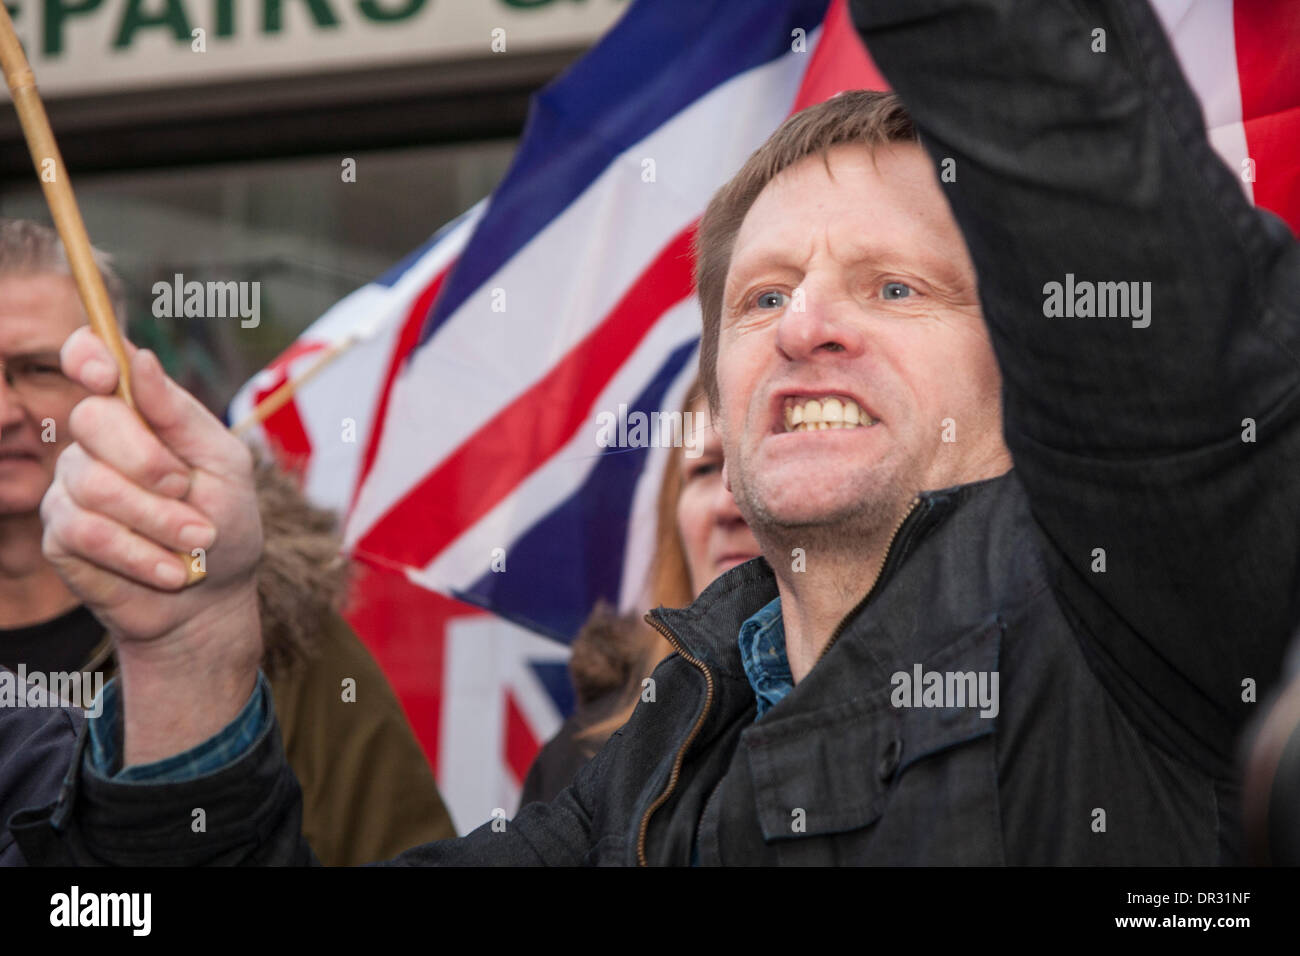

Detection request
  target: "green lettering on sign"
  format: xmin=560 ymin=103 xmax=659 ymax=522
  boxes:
xmin=263 ymin=0 xmax=340 ymax=34
xmin=113 ymin=0 xmax=192 ymax=48
xmin=43 ymin=0 xmax=103 ymax=56
xmin=215 ymin=0 xmax=234 ymax=37
xmin=358 ymin=0 xmax=425 ymax=22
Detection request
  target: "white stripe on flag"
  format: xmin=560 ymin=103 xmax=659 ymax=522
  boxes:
xmin=403 ymin=295 xmax=703 ymax=593
xmin=1151 ymin=0 xmax=1253 ymax=203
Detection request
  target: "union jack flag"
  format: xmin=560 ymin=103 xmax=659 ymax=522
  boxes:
xmin=229 ymin=0 xmax=1300 ymax=830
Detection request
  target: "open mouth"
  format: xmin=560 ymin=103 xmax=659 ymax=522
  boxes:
xmin=781 ymin=395 xmax=878 ymax=433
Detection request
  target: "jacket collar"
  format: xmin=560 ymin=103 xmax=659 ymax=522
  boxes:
xmin=648 ymin=476 xmax=1011 ymax=677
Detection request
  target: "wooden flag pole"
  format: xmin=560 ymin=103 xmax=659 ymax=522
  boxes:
xmin=231 ymin=340 xmax=353 ymax=438
xmin=0 ymin=9 xmax=136 ymax=406
xmin=0 ymin=7 xmax=204 ymax=584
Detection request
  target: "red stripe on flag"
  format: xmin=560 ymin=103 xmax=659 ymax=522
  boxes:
xmin=349 ymin=266 xmax=453 ymax=513
xmin=343 ymin=564 xmax=487 ymax=775
xmin=266 ymin=339 xmax=327 ymax=374
xmin=504 ymin=690 xmax=540 ymax=785
xmin=254 ymin=375 xmax=314 ymax=472
xmin=1233 ymin=0 xmax=1300 ymax=235
xmin=353 ymin=225 xmax=697 ymax=570
xmin=253 ymin=340 xmax=330 ymax=472
xmin=792 ymin=0 xmax=888 ymax=111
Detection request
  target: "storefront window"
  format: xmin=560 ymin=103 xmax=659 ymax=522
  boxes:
xmin=0 ymin=139 xmax=514 ymax=411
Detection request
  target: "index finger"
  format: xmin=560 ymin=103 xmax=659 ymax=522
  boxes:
xmin=61 ymin=324 xmax=137 ymax=396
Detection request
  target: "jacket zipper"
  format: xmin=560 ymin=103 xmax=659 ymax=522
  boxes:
xmin=813 ymin=494 xmax=924 ymax=667
xmin=636 ymin=612 xmax=715 ymax=867
xmin=634 ymin=493 xmax=928 ymax=866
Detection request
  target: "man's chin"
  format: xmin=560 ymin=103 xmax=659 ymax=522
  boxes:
xmin=0 ymin=491 xmax=48 ymax=518
xmin=749 ymin=496 xmax=884 ymax=534
xmin=741 ymin=477 xmax=912 ymax=542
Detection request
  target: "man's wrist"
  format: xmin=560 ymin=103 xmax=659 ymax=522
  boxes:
xmin=111 ymin=581 xmax=263 ymax=767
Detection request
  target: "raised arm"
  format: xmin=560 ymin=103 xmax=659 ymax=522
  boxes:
xmin=850 ymin=0 xmax=1300 ymax=771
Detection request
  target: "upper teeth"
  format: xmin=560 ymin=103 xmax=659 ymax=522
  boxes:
xmin=784 ymin=396 xmax=876 ymax=432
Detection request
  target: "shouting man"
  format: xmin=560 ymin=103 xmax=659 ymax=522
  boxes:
xmin=10 ymin=0 xmax=1300 ymax=865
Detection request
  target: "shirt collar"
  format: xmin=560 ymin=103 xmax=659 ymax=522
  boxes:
xmin=737 ymin=596 xmax=794 ymax=719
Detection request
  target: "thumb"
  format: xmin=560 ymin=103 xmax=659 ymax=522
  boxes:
xmin=129 ymin=348 xmax=241 ymax=477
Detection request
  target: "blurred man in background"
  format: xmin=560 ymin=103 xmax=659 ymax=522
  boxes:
xmin=0 ymin=219 xmax=456 ymax=864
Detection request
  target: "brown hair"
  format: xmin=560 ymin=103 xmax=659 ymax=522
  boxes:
xmin=645 ymin=381 xmax=706 ymax=614
xmin=693 ymin=90 xmax=916 ymax=410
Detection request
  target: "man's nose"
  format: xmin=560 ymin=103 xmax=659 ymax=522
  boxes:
xmin=774 ymin=279 xmax=866 ymax=363
xmin=711 ymin=476 xmax=747 ymax=527
xmin=0 ymin=374 xmax=28 ymax=429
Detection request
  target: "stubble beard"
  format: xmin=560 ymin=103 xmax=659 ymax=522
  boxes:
xmin=729 ymin=453 xmax=915 ymax=574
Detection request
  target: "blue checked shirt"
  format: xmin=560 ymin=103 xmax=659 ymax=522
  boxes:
xmin=738 ymin=596 xmax=794 ymax=720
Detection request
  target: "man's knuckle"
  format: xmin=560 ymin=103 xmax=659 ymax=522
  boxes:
xmin=67 ymin=400 xmax=98 ymax=437
xmin=72 ymin=514 xmax=114 ymax=555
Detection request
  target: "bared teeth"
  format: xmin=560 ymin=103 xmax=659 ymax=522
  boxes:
xmin=782 ymin=395 xmax=875 ymax=432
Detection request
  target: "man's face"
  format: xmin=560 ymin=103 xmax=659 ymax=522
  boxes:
xmin=0 ymin=274 xmax=90 ymax=515
xmin=716 ymin=142 xmax=1010 ymax=540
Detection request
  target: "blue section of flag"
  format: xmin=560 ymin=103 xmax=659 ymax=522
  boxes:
xmin=529 ymin=660 xmax=577 ymax=720
xmin=419 ymin=0 xmax=830 ymax=346
xmin=455 ymin=337 xmax=700 ymax=644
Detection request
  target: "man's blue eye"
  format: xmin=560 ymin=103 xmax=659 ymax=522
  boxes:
xmin=882 ymin=282 xmax=913 ymax=300
xmin=756 ymin=291 xmax=788 ymax=309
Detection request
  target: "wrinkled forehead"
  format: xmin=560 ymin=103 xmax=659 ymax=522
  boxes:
xmin=725 ymin=142 xmax=971 ymax=299
xmin=0 ymin=272 xmax=89 ymax=352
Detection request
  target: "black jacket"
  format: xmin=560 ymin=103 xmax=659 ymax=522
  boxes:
xmin=9 ymin=0 xmax=1300 ymax=865
xmin=0 ymin=683 xmax=80 ymax=867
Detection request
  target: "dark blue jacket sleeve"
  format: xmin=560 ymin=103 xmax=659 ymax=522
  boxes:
xmin=8 ymin=674 xmax=599 ymax=865
xmin=1 ymin=695 xmax=80 ymax=866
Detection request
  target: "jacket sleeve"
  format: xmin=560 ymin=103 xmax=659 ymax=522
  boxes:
xmin=9 ymin=689 xmax=600 ymax=866
xmin=1 ymin=694 xmax=81 ymax=866
xmin=849 ymin=0 xmax=1300 ymax=773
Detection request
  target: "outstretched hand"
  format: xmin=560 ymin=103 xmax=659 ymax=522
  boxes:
xmin=41 ymin=326 xmax=265 ymax=765
xmin=42 ymin=326 xmax=263 ymax=641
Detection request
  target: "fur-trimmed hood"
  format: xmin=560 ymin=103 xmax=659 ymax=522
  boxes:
xmin=252 ymin=458 xmax=351 ymax=675
xmin=566 ymin=601 xmax=655 ymax=706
